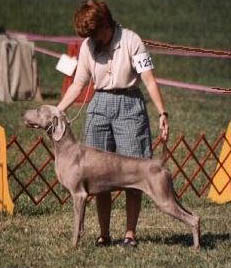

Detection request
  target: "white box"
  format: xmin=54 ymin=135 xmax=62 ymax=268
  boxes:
xmin=56 ymin=54 xmax=78 ymax=76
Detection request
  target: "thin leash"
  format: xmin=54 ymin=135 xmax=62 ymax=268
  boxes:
xmin=68 ymin=79 xmax=93 ymax=125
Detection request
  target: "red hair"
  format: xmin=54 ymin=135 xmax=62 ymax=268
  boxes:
xmin=74 ymin=1 xmax=115 ymax=38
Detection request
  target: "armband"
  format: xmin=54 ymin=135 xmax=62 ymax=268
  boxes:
xmin=132 ymin=52 xmax=154 ymax=74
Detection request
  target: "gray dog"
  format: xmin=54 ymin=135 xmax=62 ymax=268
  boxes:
xmin=24 ymin=105 xmax=200 ymax=249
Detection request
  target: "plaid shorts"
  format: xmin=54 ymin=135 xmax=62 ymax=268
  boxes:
xmin=85 ymin=88 xmax=153 ymax=159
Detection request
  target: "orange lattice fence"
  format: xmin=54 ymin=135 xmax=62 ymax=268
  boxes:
xmin=6 ymin=131 xmax=231 ymax=206
xmin=153 ymin=132 xmax=231 ymax=199
xmin=7 ymin=136 xmax=70 ymax=205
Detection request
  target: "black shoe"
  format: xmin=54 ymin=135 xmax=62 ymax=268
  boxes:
xmin=123 ymin=237 xmax=137 ymax=247
xmin=95 ymin=236 xmax=111 ymax=247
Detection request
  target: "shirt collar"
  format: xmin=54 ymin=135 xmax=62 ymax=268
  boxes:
xmin=109 ymin=24 xmax=121 ymax=51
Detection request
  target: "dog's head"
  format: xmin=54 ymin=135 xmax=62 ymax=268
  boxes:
xmin=24 ymin=105 xmax=67 ymax=141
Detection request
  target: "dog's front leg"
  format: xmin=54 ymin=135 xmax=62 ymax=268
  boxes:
xmin=79 ymin=200 xmax=87 ymax=236
xmin=72 ymin=191 xmax=88 ymax=248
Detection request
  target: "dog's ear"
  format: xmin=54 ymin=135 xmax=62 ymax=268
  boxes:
xmin=52 ymin=116 xmax=66 ymax=141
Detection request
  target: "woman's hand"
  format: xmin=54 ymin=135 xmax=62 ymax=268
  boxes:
xmin=159 ymin=113 xmax=169 ymax=141
xmin=141 ymin=70 xmax=169 ymax=141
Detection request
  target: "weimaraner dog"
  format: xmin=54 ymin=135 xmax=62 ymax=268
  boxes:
xmin=24 ymin=105 xmax=200 ymax=249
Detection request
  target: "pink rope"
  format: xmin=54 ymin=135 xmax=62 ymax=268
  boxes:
xmin=147 ymin=47 xmax=231 ymax=59
xmin=34 ymin=46 xmax=61 ymax=58
xmin=143 ymin=39 xmax=231 ymax=59
xmin=7 ymin=31 xmax=230 ymax=94
xmin=7 ymin=31 xmax=231 ymax=59
xmin=7 ymin=31 xmax=82 ymax=44
xmin=156 ymin=78 xmax=231 ymax=95
xmin=33 ymin=46 xmax=230 ymax=95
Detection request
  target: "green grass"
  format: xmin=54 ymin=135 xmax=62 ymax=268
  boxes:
xmin=1 ymin=199 xmax=231 ymax=268
xmin=0 ymin=0 xmax=231 ymax=267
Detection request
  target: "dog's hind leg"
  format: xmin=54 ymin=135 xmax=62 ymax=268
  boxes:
xmin=146 ymin=172 xmax=200 ymax=249
xmin=72 ymin=191 xmax=88 ymax=248
xmin=157 ymin=199 xmax=200 ymax=249
xmin=173 ymin=196 xmax=200 ymax=249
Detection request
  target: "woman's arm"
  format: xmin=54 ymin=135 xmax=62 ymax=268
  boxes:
xmin=141 ymin=69 xmax=169 ymax=141
xmin=57 ymin=80 xmax=86 ymax=112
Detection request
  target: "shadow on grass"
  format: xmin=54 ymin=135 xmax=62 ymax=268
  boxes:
xmin=163 ymin=232 xmax=230 ymax=249
xmin=200 ymin=232 xmax=231 ymax=250
xmin=123 ymin=232 xmax=231 ymax=250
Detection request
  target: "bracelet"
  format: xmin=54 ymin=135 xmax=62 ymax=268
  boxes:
xmin=159 ymin=112 xmax=168 ymax=118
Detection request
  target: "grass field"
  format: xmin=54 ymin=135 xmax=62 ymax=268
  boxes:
xmin=0 ymin=0 xmax=231 ymax=267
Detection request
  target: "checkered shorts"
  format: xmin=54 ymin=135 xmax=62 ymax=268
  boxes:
xmin=85 ymin=88 xmax=153 ymax=158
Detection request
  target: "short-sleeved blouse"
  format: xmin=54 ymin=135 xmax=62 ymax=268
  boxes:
xmin=73 ymin=25 xmax=152 ymax=90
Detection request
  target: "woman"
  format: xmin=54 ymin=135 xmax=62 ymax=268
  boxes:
xmin=57 ymin=0 xmax=169 ymax=247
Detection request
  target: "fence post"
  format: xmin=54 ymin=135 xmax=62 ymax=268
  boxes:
xmin=0 ymin=126 xmax=14 ymax=214
xmin=208 ymin=122 xmax=231 ymax=203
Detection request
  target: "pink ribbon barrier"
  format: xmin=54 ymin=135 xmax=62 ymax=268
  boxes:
xmin=7 ymin=31 xmax=231 ymax=59
xmin=7 ymin=31 xmax=230 ymax=95
xmin=7 ymin=31 xmax=81 ymax=44
xmin=156 ymin=78 xmax=231 ymax=95
xmin=34 ymin=45 xmax=231 ymax=95
xmin=35 ymin=46 xmax=61 ymax=58
xmin=147 ymin=47 xmax=231 ymax=59
xmin=143 ymin=39 xmax=231 ymax=59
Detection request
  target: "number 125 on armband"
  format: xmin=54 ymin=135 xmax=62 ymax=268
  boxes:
xmin=133 ymin=52 xmax=154 ymax=73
